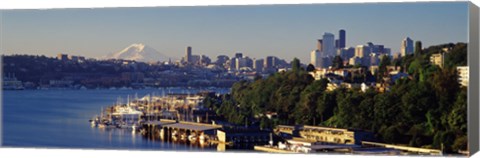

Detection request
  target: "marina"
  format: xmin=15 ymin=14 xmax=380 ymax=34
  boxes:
xmin=3 ymin=88 xmax=228 ymax=151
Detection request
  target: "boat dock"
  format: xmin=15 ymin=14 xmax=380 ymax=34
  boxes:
xmin=362 ymin=141 xmax=442 ymax=155
xmin=254 ymin=146 xmax=297 ymax=154
xmin=142 ymin=119 xmax=222 ymax=142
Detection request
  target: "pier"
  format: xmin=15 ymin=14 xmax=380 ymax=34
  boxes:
xmin=142 ymin=119 xmax=222 ymax=143
xmin=362 ymin=141 xmax=442 ymax=155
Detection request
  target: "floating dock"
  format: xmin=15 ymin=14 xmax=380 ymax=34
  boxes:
xmin=362 ymin=141 xmax=442 ymax=155
xmin=254 ymin=146 xmax=297 ymax=154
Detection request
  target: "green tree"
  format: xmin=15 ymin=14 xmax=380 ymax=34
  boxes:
xmin=415 ymin=41 xmax=422 ymax=57
xmin=306 ymin=64 xmax=316 ymax=72
xmin=291 ymin=58 xmax=301 ymax=72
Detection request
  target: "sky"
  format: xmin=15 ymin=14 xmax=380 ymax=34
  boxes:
xmin=0 ymin=2 xmax=469 ymax=63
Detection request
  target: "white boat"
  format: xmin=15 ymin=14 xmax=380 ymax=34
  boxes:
xmin=188 ymin=133 xmax=197 ymax=142
xmin=180 ymin=134 xmax=187 ymax=141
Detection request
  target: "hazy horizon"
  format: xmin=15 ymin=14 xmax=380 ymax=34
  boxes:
xmin=1 ymin=2 xmax=469 ymax=63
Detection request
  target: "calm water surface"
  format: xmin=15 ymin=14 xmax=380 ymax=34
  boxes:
xmin=2 ymin=88 xmax=229 ymax=151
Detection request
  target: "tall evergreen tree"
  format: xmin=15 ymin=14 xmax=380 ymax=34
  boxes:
xmin=415 ymin=41 xmax=423 ymax=57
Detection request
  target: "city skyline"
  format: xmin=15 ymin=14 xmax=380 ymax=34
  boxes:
xmin=1 ymin=2 xmax=468 ymax=63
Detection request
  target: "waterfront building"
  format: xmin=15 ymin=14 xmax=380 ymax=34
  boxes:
xmin=2 ymin=74 xmax=24 ymax=90
xmin=275 ymin=125 xmax=374 ymax=145
xmin=400 ymin=37 xmax=414 ymax=57
xmin=430 ymin=53 xmax=444 ymax=68
xmin=457 ymin=66 xmax=469 ymax=87
xmin=49 ymin=80 xmax=74 ymax=88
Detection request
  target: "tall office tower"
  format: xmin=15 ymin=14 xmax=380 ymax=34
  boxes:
xmin=235 ymin=58 xmax=246 ymax=70
xmin=265 ymin=56 xmax=277 ymax=69
xmin=401 ymin=37 xmax=414 ymax=57
xmin=57 ymin=54 xmax=68 ymax=61
xmin=228 ymin=57 xmax=237 ymax=71
xmin=235 ymin=52 xmax=243 ymax=58
xmin=310 ymin=50 xmax=322 ymax=68
xmin=216 ymin=55 xmax=229 ymax=66
xmin=322 ymin=32 xmax=335 ymax=57
xmin=335 ymin=39 xmax=339 ymax=49
xmin=367 ymin=42 xmax=385 ymax=54
xmin=384 ymin=48 xmax=392 ymax=56
xmin=355 ymin=45 xmax=371 ymax=58
xmin=253 ymin=58 xmax=264 ymax=72
xmin=185 ymin=46 xmax=192 ymax=63
xmin=338 ymin=47 xmax=355 ymax=60
xmin=339 ymin=29 xmax=346 ymax=48
xmin=316 ymin=39 xmax=323 ymax=52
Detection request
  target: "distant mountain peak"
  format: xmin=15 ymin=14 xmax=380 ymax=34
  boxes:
xmin=104 ymin=43 xmax=169 ymax=63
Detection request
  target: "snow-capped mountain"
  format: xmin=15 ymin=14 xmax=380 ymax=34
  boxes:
xmin=104 ymin=43 xmax=169 ymax=62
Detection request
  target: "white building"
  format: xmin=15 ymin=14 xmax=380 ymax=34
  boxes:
xmin=457 ymin=66 xmax=469 ymax=87
xmin=349 ymin=56 xmax=362 ymax=66
xmin=355 ymin=45 xmax=371 ymax=58
xmin=310 ymin=50 xmax=322 ymax=68
xmin=430 ymin=53 xmax=444 ymax=68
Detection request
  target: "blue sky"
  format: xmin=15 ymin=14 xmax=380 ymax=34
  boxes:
xmin=1 ymin=2 xmax=468 ymax=63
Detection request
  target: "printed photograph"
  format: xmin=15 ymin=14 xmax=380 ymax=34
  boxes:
xmin=1 ymin=1 xmax=471 ymax=156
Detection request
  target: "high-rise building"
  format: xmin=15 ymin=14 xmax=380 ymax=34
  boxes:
xmin=310 ymin=50 xmax=322 ymax=68
xmin=191 ymin=55 xmax=200 ymax=64
xmin=401 ymin=37 xmax=414 ymax=57
xmin=339 ymin=29 xmax=346 ymax=48
xmin=235 ymin=52 xmax=243 ymax=58
xmin=253 ymin=58 xmax=264 ymax=72
xmin=185 ymin=46 xmax=192 ymax=63
xmin=200 ymin=55 xmax=211 ymax=65
xmin=57 ymin=54 xmax=68 ymax=61
xmin=355 ymin=45 xmax=371 ymax=58
xmin=216 ymin=55 xmax=229 ymax=66
xmin=338 ymin=47 xmax=355 ymax=60
xmin=235 ymin=58 xmax=246 ymax=70
xmin=316 ymin=39 xmax=323 ymax=52
xmin=265 ymin=56 xmax=277 ymax=69
xmin=384 ymin=48 xmax=392 ymax=56
xmin=228 ymin=57 xmax=237 ymax=71
xmin=322 ymin=32 xmax=335 ymax=57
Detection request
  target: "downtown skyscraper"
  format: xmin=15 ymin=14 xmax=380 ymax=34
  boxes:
xmin=322 ymin=32 xmax=336 ymax=57
xmin=401 ymin=37 xmax=414 ymax=57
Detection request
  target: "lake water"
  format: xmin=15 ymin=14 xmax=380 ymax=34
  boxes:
xmin=2 ymin=88 xmax=229 ymax=151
